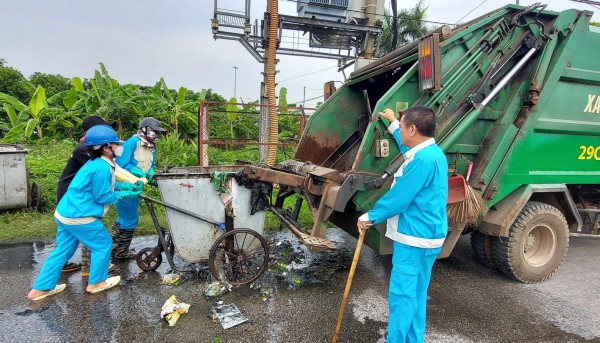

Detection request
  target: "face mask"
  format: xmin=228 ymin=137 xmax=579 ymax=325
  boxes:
xmin=113 ymin=145 xmax=124 ymax=157
xmin=145 ymin=129 xmax=158 ymax=143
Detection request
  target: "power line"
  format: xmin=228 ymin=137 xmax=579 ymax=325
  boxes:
xmin=290 ymin=94 xmax=324 ymax=105
xmin=454 ymin=0 xmax=490 ymax=25
xmin=569 ymin=0 xmax=600 ymax=5
xmin=278 ymin=65 xmax=338 ymax=83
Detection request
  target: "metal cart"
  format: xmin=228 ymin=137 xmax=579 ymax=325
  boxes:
xmin=0 ymin=144 xmax=43 ymax=212
xmin=135 ymin=166 xmax=269 ymax=286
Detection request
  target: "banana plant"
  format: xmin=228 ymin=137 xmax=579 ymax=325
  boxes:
xmin=0 ymin=85 xmax=47 ymax=142
xmin=226 ymin=97 xmax=239 ymax=139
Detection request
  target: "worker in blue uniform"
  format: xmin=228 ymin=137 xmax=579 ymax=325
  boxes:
xmin=357 ymin=106 xmax=448 ymax=343
xmin=113 ymin=117 xmax=166 ymax=259
xmin=57 ymin=116 xmax=116 ymax=274
xmin=27 ymin=125 xmax=142 ymax=301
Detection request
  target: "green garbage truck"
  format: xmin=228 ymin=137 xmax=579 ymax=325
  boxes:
xmin=241 ymin=3 xmax=600 ymax=283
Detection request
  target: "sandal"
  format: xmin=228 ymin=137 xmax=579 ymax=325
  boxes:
xmin=30 ymin=284 xmax=66 ymax=301
xmin=87 ymin=276 xmax=121 ymax=294
xmin=62 ymin=262 xmax=82 ymax=273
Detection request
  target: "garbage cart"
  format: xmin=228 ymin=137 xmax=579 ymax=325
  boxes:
xmin=0 ymin=144 xmax=43 ymax=211
xmin=136 ymin=166 xmax=269 ymax=286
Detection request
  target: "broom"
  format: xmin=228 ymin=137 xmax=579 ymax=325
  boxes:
xmin=447 ymin=162 xmax=488 ymax=225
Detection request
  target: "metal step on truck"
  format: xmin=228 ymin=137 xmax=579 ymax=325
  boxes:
xmin=238 ymin=3 xmax=600 ymax=283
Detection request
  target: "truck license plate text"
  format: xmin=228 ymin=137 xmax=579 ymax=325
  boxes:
xmin=578 ymin=145 xmax=600 ymax=160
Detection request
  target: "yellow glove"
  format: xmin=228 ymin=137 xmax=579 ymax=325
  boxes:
xmin=115 ymin=164 xmax=148 ymax=185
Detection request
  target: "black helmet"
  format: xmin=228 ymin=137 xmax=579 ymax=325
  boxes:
xmin=139 ymin=117 xmax=166 ymax=132
xmin=82 ymin=116 xmax=116 ymax=132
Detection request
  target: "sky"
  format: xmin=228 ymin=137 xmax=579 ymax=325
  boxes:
xmin=1 ymin=0 xmax=597 ymax=108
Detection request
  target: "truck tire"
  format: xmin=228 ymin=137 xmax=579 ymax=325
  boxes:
xmin=492 ymin=201 xmax=569 ymax=283
xmin=470 ymin=230 xmax=496 ymax=269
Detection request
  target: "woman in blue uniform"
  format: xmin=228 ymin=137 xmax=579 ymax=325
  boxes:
xmin=112 ymin=117 xmax=165 ymax=259
xmin=27 ymin=125 xmax=142 ymax=300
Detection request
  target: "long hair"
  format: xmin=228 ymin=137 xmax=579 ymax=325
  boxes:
xmin=87 ymin=145 xmax=106 ymax=160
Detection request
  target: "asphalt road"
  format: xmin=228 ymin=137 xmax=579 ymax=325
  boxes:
xmin=0 ymin=229 xmax=599 ymax=343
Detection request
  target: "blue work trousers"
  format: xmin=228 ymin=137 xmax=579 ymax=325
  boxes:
xmin=387 ymin=242 xmax=441 ymax=343
xmin=33 ymin=219 xmax=112 ymax=289
xmin=115 ymin=196 xmax=141 ymax=230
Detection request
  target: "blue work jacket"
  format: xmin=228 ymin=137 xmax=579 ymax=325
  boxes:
xmin=56 ymin=156 xmax=119 ymax=220
xmin=367 ymin=121 xmax=448 ymax=248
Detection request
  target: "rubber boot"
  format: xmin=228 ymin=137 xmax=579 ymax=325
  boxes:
xmin=81 ymin=246 xmax=91 ymax=276
xmin=112 ymin=229 xmax=136 ymax=260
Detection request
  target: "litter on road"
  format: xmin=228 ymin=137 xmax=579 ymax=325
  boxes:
xmin=210 ymin=302 xmax=248 ymax=329
xmin=160 ymin=295 xmax=191 ymax=327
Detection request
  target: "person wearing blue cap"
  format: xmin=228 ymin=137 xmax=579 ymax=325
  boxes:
xmin=58 ymin=116 xmax=116 ymax=274
xmin=27 ymin=125 xmax=141 ymax=300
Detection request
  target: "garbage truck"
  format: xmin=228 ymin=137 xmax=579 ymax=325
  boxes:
xmin=238 ymin=3 xmax=600 ymax=283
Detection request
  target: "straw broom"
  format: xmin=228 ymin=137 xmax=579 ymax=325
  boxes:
xmin=447 ymin=162 xmax=488 ymax=225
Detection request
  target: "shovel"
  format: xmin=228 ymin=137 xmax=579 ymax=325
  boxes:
xmin=332 ymin=175 xmax=466 ymax=342
xmin=332 ymin=229 xmax=365 ymax=343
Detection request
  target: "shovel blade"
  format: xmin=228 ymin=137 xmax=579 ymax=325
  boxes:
xmin=447 ymin=175 xmax=467 ymax=204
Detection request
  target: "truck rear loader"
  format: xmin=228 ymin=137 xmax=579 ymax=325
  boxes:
xmin=241 ymin=3 xmax=600 ymax=283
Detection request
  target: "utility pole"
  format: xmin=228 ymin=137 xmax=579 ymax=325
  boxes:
xmin=233 ymin=66 xmax=238 ymax=99
xmin=303 ymin=86 xmax=306 ymax=108
xmin=363 ymin=0 xmax=378 ymax=59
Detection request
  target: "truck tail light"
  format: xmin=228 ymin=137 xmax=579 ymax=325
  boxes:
xmin=418 ymin=33 xmax=441 ymax=91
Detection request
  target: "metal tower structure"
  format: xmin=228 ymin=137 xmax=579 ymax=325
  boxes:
xmin=211 ymin=0 xmax=383 ymax=163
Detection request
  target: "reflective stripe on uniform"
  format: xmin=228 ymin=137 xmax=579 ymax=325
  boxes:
xmin=385 ymin=229 xmax=445 ymax=249
xmin=54 ymin=210 xmax=96 ymax=225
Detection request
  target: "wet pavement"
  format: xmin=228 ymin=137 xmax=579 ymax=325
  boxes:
xmin=1 ymin=229 xmax=599 ymax=343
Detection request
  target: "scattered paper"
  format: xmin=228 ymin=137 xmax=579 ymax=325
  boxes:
xmin=211 ymin=303 xmax=248 ymax=329
xmin=162 ymin=273 xmax=181 ymax=285
xmin=160 ymin=295 xmax=191 ymax=326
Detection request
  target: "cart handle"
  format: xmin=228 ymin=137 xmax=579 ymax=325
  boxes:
xmin=139 ymin=194 xmax=224 ymax=227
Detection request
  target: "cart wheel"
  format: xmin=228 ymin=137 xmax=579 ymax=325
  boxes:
xmin=209 ymin=229 xmax=269 ymax=286
xmin=30 ymin=181 xmax=43 ymax=212
xmin=136 ymin=247 xmax=163 ymax=271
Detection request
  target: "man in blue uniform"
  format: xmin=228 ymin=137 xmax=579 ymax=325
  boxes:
xmin=27 ymin=125 xmax=142 ymax=300
xmin=113 ymin=117 xmax=166 ymax=259
xmin=357 ymin=106 xmax=448 ymax=343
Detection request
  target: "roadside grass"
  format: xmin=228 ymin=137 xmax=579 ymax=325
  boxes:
xmin=0 ymin=140 xmax=314 ymax=244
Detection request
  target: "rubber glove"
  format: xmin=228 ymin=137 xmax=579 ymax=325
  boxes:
xmin=130 ymin=166 xmax=146 ymax=178
xmin=134 ymin=180 xmax=145 ymax=192
xmin=147 ymin=168 xmax=157 ymax=186
xmin=115 ymin=190 xmax=142 ymax=199
xmin=115 ymin=182 xmax=137 ymax=191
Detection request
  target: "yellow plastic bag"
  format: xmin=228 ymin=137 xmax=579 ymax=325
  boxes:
xmin=160 ymin=295 xmax=191 ymax=326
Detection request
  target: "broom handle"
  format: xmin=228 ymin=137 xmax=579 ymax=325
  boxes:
xmin=332 ymin=230 xmax=366 ymax=343
xmin=466 ymin=162 xmax=474 ymax=182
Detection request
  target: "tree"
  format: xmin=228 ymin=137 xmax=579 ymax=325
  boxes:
xmin=591 ymin=22 xmax=600 ymax=28
xmin=0 ymin=66 xmax=33 ymax=104
xmin=376 ymin=0 xmax=429 ymax=57
xmin=29 ymin=72 xmax=71 ymax=97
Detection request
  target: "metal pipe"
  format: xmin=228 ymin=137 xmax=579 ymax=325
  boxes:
xmin=570 ymin=233 xmax=600 ymax=239
xmin=481 ymin=47 xmax=537 ymax=106
xmin=439 ymin=46 xmax=538 ymax=151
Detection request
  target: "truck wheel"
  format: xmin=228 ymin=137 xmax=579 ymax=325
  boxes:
xmin=470 ymin=230 xmax=496 ymax=269
xmin=492 ymin=201 xmax=569 ymax=283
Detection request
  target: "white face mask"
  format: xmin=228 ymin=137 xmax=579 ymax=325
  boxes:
xmin=113 ymin=145 xmax=124 ymax=157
